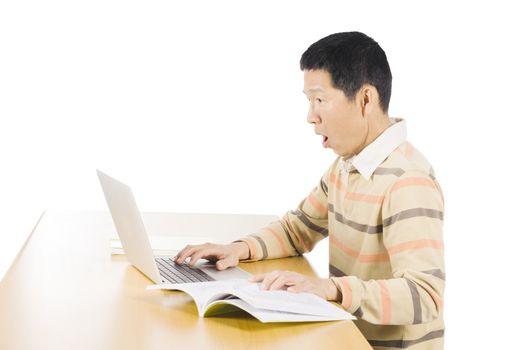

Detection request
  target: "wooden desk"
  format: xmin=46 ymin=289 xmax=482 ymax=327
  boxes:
xmin=0 ymin=211 xmax=371 ymax=350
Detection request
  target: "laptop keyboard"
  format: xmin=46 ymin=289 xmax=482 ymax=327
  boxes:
xmin=155 ymin=257 xmax=215 ymax=283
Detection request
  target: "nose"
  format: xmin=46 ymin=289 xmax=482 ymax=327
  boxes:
xmin=306 ymin=103 xmax=321 ymax=124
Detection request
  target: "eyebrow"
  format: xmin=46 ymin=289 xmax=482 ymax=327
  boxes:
xmin=303 ymin=87 xmax=324 ymax=94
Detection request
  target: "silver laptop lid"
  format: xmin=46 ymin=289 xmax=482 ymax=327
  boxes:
xmin=97 ymin=170 xmax=162 ymax=283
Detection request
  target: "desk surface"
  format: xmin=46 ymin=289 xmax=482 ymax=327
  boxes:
xmin=0 ymin=211 xmax=371 ymax=350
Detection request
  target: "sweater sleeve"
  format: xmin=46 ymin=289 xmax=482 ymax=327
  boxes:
xmin=331 ymin=171 xmax=445 ymax=325
xmin=236 ymin=159 xmax=338 ymax=261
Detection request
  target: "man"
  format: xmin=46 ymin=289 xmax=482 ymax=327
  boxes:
xmin=175 ymin=32 xmax=445 ymax=349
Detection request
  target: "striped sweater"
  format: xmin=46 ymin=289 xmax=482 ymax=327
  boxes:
xmin=239 ymin=120 xmax=445 ymax=349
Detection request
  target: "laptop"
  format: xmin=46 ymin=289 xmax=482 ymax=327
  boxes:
xmin=97 ymin=170 xmax=251 ymax=284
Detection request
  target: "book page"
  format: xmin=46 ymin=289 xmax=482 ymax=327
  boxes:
xmin=205 ymin=299 xmax=353 ymax=323
xmin=229 ymin=283 xmax=353 ymax=319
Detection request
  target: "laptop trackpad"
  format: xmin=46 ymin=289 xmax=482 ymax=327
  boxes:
xmin=195 ymin=261 xmax=251 ymax=281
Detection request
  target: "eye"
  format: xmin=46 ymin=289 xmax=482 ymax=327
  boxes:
xmin=316 ymin=98 xmax=323 ymax=103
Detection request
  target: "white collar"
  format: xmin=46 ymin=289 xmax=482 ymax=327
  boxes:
xmin=339 ymin=118 xmax=407 ymax=180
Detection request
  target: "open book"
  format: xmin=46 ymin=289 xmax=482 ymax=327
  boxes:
xmin=147 ymin=279 xmax=355 ymax=323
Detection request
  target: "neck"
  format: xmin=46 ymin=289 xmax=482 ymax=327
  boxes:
xmin=348 ymin=114 xmax=391 ymax=159
xmin=365 ymin=114 xmax=392 ymax=146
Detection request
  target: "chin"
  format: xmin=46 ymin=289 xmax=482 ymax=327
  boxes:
xmin=332 ymin=146 xmax=352 ymax=159
xmin=334 ymin=150 xmax=347 ymax=159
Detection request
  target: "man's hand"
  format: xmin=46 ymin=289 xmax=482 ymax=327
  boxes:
xmin=174 ymin=242 xmax=249 ymax=270
xmin=250 ymin=270 xmax=341 ymax=302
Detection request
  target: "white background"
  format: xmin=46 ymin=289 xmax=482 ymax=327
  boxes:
xmin=1 ymin=0 xmax=527 ymax=348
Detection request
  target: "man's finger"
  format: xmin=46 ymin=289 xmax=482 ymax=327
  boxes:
xmin=249 ymin=273 xmax=265 ymax=282
xmin=174 ymin=245 xmax=189 ymax=260
xmin=216 ymin=256 xmax=237 ymax=271
xmin=287 ymin=285 xmax=299 ymax=293
xmin=260 ymin=271 xmax=281 ymax=290
xmin=175 ymin=246 xmax=198 ymax=264
xmin=188 ymin=248 xmax=216 ymax=267
xmin=269 ymin=275 xmax=290 ymax=291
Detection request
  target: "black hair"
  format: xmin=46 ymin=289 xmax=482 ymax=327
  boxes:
xmin=300 ymin=31 xmax=392 ymax=113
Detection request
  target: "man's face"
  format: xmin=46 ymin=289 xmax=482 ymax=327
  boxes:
xmin=303 ymin=69 xmax=368 ymax=160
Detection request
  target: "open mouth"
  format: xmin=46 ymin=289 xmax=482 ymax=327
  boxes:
xmin=322 ymin=135 xmax=329 ymax=148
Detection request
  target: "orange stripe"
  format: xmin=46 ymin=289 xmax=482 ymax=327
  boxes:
xmin=387 ymin=239 xmax=444 ymax=255
xmin=329 ymin=173 xmax=343 ymax=191
xmin=331 ymin=172 xmax=385 ymax=204
xmin=345 ymin=192 xmax=385 ymax=204
xmin=330 ymin=235 xmax=389 ymax=263
xmin=405 ymin=142 xmax=414 ymax=160
xmin=308 ymin=192 xmax=328 ymax=213
xmin=390 ymin=177 xmax=436 ymax=193
xmin=265 ymin=227 xmax=289 ymax=256
xmin=378 ymin=280 xmax=392 ymax=324
xmin=340 ymin=279 xmax=353 ymax=309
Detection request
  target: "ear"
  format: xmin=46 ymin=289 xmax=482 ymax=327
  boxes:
xmin=357 ymin=85 xmax=376 ymax=117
